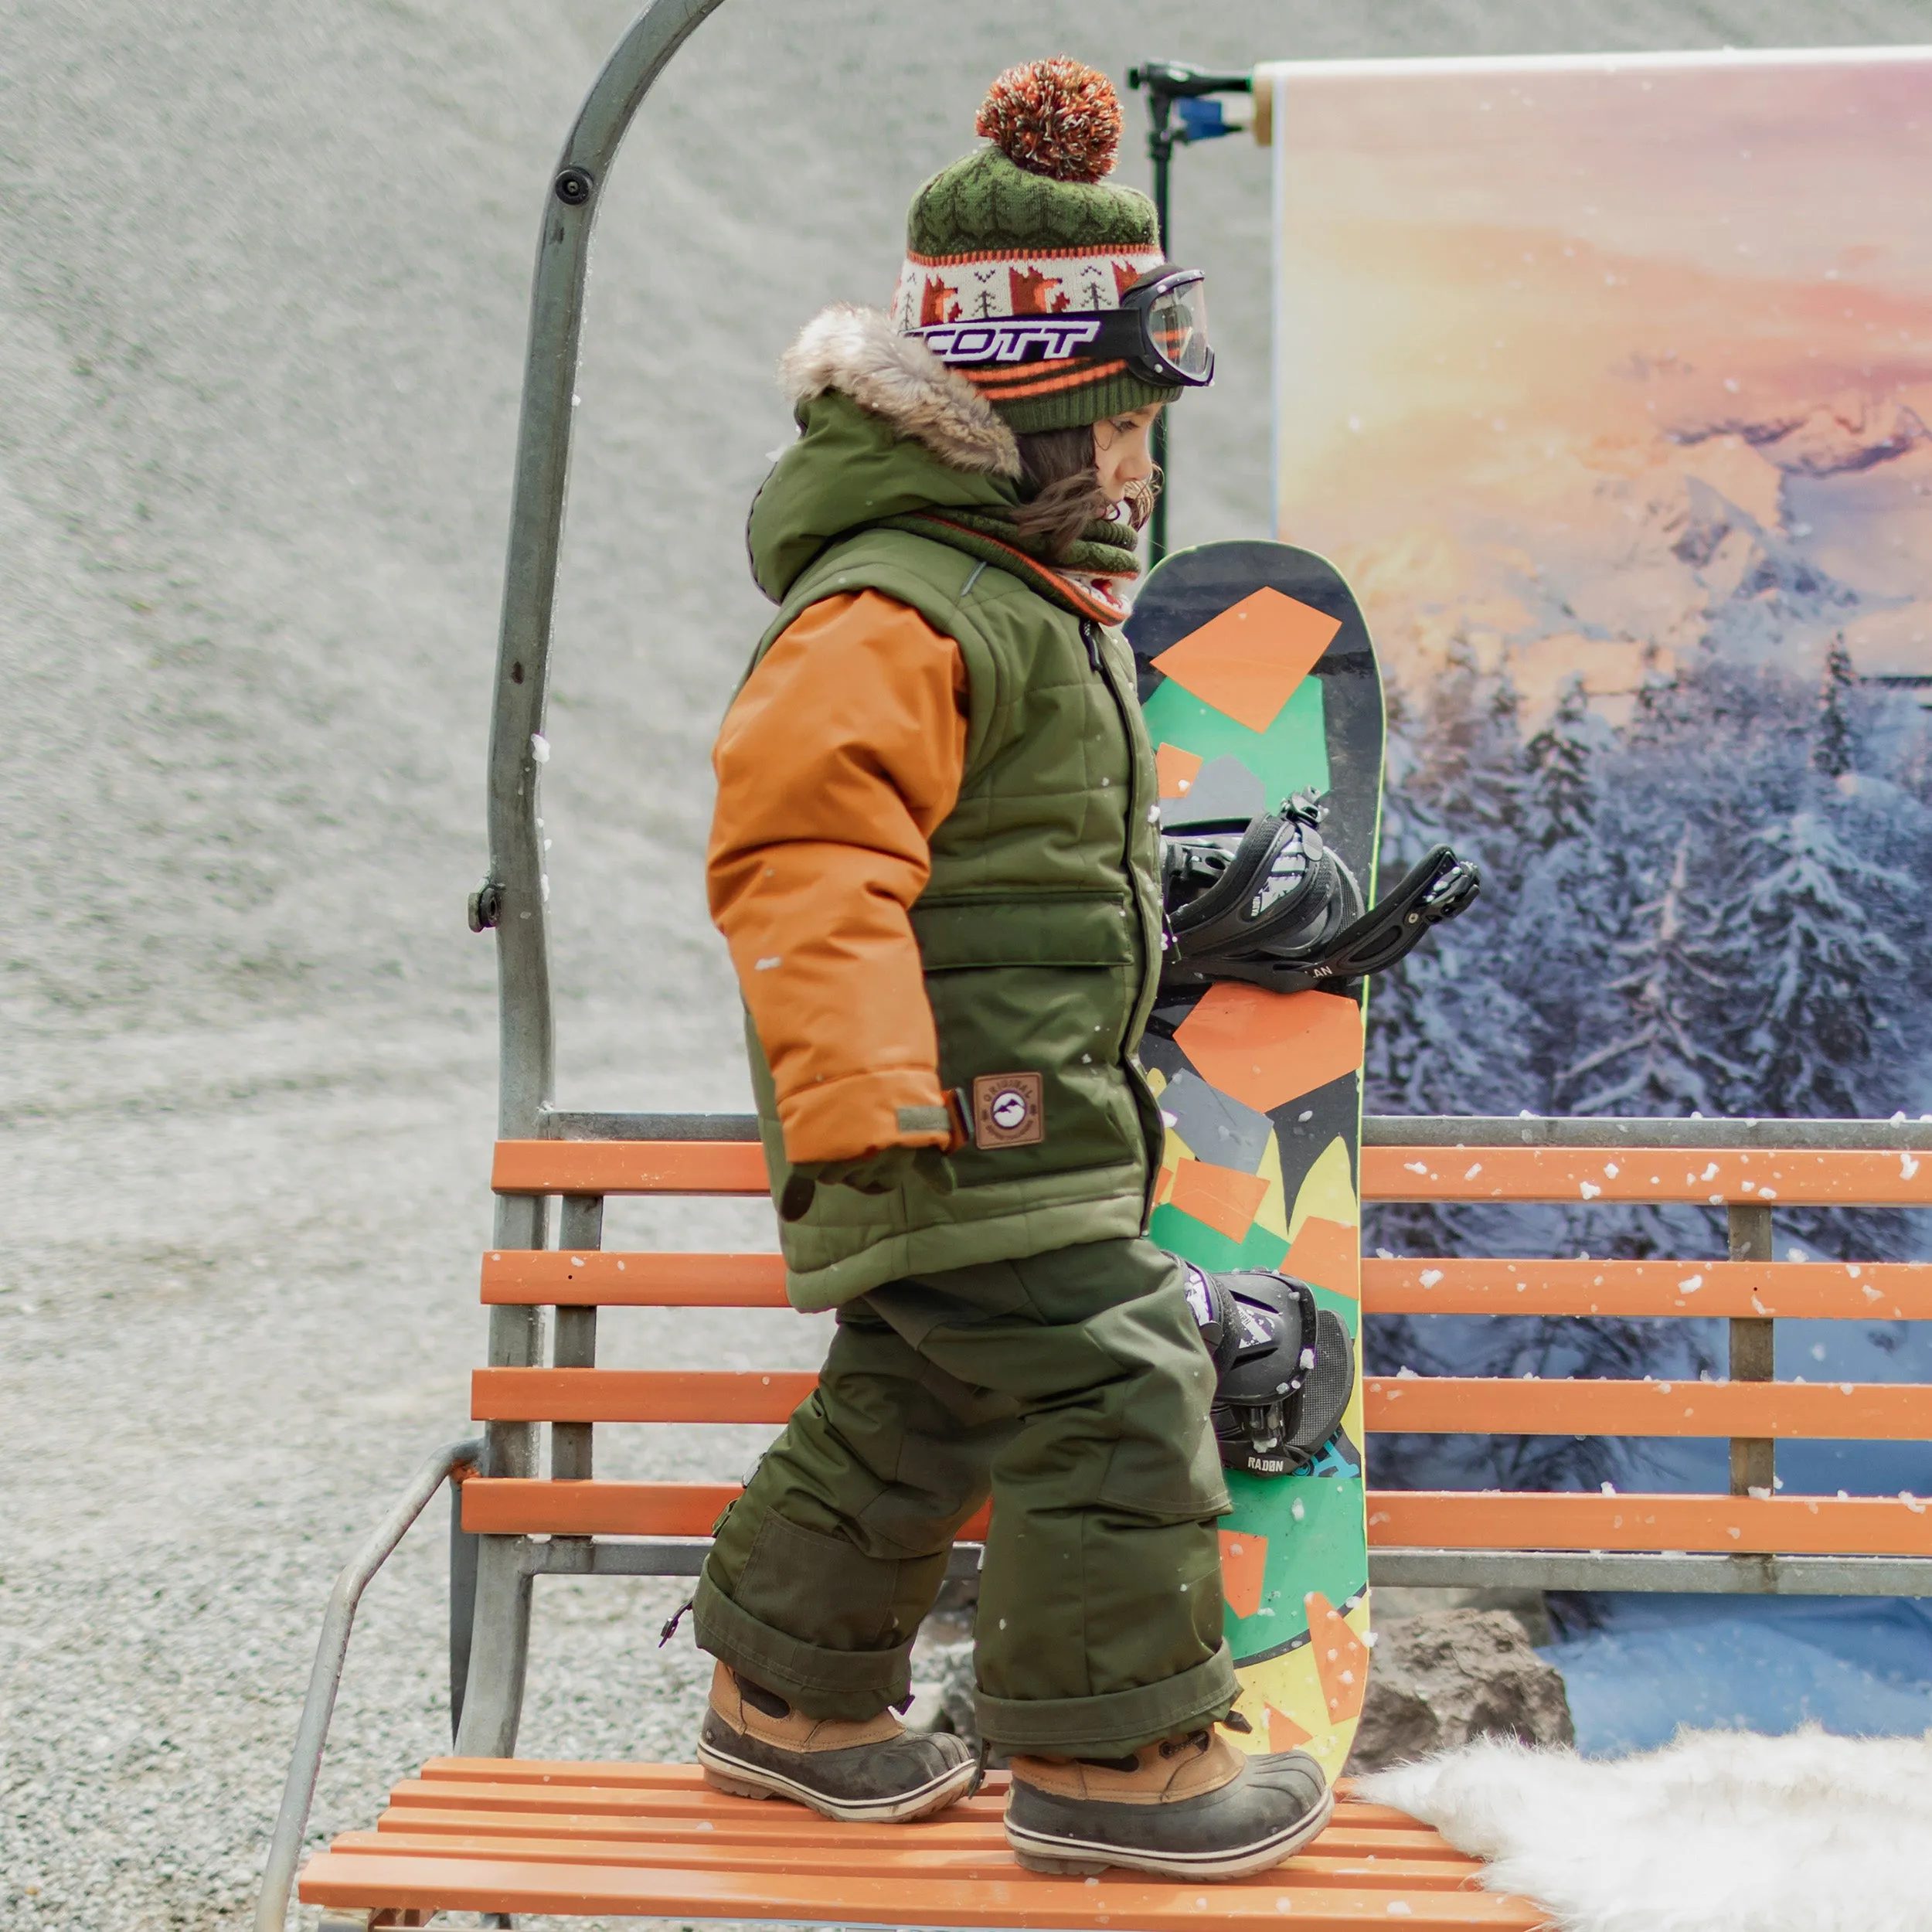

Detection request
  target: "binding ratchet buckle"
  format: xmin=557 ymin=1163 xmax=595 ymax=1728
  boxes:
xmin=1160 ymin=791 xmax=1480 ymax=993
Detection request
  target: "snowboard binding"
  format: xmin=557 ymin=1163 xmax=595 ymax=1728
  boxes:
xmin=1182 ymin=1262 xmax=1355 ymax=1478
xmin=1160 ymin=791 xmax=1479 ymax=994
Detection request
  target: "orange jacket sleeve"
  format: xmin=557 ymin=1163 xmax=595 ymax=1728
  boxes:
xmin=707 ymin=590 xmax=970 ymax=1165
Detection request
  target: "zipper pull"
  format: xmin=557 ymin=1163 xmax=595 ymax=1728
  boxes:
xmin=1079 ymin=620 xmax=1103 ymax=670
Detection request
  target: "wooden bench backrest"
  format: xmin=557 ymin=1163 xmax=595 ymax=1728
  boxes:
xmin=461 ymin=1125 xmax=1932 ymax=1566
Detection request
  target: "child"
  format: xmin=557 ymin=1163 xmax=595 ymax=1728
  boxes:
xmin=692 ymin=59 xmax=1332 ymax=1880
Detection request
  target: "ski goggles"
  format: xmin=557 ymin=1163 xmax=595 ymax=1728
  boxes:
xmin=917 ymin=267 xmax=1214 ymax=389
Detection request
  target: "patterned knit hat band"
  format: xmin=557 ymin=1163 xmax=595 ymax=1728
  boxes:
xmin=896 ymin=60 xmax=1182 ymax=434
xmin=889 ymin=244 xmax=1166 ymax=332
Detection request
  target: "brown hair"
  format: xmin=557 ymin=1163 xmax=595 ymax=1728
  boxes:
xmin=1010 ymin=423 xmax=1158 ymax=560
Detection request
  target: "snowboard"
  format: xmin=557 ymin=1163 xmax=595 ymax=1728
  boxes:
xmin=1124 ymin=539 xmax=1379 ymax=1781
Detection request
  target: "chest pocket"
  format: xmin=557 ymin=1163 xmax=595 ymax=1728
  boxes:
xmin=911 ymin=891 xmax=1138 ymax=971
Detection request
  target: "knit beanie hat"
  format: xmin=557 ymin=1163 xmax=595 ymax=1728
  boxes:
xmin=889 ymin=59 xmax=1181 ymax=435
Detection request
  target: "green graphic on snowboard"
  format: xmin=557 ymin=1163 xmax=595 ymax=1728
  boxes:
xmin=1126 ymin=541 xmax=1382 ymax=1777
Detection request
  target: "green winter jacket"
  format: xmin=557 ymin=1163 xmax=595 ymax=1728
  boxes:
xmin=733 ymin=365 xmax=1167 ymax=1311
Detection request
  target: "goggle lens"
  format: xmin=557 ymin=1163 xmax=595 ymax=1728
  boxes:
xmin=1145 ymin=278 xmax=1212 ymax=383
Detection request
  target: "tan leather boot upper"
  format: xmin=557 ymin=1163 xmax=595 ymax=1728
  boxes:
xmin=1009 ymin=1729 xmax=1247 ymax=1807
xmin=706 ymin=1661 xmax=906 ymax=1755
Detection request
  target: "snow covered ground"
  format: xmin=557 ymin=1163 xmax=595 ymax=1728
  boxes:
xmin=7 ymin=3 xmax=1932 ymax=1927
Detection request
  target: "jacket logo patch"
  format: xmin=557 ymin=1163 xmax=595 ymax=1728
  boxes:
xmin=972 ymin=1072 xmax=1044 ymax=1149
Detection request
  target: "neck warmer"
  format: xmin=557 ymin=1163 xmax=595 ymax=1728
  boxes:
xmin=878 ymin=506 xmax=1140 ymax=625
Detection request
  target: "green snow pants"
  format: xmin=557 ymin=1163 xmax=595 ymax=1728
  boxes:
xmin=691 ymin=1235 xmax=1240 ymax=1757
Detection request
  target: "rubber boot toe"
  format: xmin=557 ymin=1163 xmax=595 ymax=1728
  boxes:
xmin=1005 ymin=1731 xmax=1332 ymax=1879
xmin=696 ymin=1663 xmax=977 ymax=1824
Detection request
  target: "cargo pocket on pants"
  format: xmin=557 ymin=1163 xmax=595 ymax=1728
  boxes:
xmin=733 ymin=1509 xmax=901 ymax=1655
xmin=1097 ymin=1420 xmax=1231 ymax=1522
xmin=1092 ymin=1281 xmax=1230 ymax=1521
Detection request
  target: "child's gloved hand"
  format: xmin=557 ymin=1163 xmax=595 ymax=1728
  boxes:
xmin=780 ymin=1147 xmax=955 ymax=1220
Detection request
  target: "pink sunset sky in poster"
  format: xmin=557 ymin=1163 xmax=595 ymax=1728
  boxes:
xmin=1267 ymin=53 xmax=1932 ymax=724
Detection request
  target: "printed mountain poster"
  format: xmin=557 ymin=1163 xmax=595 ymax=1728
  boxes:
xmin=1259 ymin=52 xmax=1932 ymax=1496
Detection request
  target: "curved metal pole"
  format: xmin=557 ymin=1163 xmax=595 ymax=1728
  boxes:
xmin=253 ymin=1436 xmax=484 ymax=1932
xmin=484 ymin=0 xmax=730 ymax=1145
xmin=463 ymin=0 xmax=732 ymax=1774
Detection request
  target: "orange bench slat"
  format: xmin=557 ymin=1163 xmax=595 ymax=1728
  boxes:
xmin=463 ymin=1477 xmax=1932 ymax=1553
xmin=492 ymin=1140 xmax=769 ymax=1196
xmin=334 ymin=1828 xmax=1481 ymax=1889
xmin=417 ymin=1756 xmax=763 ymax=1788
xmin=1369 ymin=1488 xmax=1932 ymax=1556
xmin=459 ymin=1477 xmax=992 ymax=1541
xmin=475 ymin=1366 xmax=1932 ymax=1442
xmin=1362 ymin=1143 xmax=1932 ymax=1208
xmin=1365 ymin=1376 xmax=1932 ymax=1440
xmin=383 ymin=1794 xmax=1007 ymax=1838
xmin=472 ymin=1368 xmax=817 ymax=1424
xmin=481 ymin=1250 xmax=789 ymax=1305
xmin=388 ymin=1777 xmax=983 ymax=1821
xmin=1361 ymin=1257 xmax=1932 ymax=1320
xmin=474 ymin=1249 xmax=1932 ymax=1320
xmin=299 ymin=1851 xmax=1546 ymax=1929
xmin=461 ymin=1480 xmax=991 ymax=1543
xmin=462 ymin=1480 xmax=739 ymax=1537
xmin=375 ymin=1804 xmax=1466 ymax=1862
xmin=380 ymin=1801 xmax=1006 ymax=1841
xmin=491 ymin=1138 xmax=1932 ymax=1207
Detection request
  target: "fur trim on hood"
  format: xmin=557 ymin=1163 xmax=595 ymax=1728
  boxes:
xmin=780 ymin=304 xmax=1022 ymax=479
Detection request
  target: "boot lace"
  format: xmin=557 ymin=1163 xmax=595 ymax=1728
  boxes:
xmin=1158 ymin=1729 xmax=1212 ymax=1760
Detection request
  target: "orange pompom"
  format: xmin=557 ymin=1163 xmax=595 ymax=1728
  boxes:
xmin=975 ymin=57 xmax=1123 ymax=185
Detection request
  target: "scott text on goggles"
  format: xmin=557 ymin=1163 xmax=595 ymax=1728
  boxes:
xmin=918 ymin=318 xmax=1104 ymax=364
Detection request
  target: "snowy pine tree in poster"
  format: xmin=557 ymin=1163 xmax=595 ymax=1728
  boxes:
xmin=1814 ymin=634 xmax=1859 ymax=783
xmin=1712 ymin=808 xmax=1906 ymax=1122
xmin=1563 ymin=829 xmax=1730 ymax=1122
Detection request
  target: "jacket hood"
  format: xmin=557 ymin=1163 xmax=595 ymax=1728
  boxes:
xmin=749 ymin=305 xmax=1025 ymax=603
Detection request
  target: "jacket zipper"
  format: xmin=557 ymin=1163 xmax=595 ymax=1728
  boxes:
xmin=1080 ymin=621 xmax=1138 ymax=886
xmin=1082 ymin=620 xmax=1167 ymax=1213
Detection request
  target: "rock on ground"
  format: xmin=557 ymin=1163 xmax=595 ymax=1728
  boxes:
xmin=1350 ymin=1610 xmax=1576 ymax=1773
xmin=904 ymin=1636 xmax=981 ymax=1745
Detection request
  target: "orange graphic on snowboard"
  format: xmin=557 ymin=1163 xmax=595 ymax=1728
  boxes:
xmin=1168 ymin=1158 xmax=1270 ymax=1242
xmin=1284 ymin=1214 xmax=1362 ymax=1300
xmin=1218 ymin=1529 xmax=1270 ymax=1621
xmin=1307 ymin=1590 xmax=1369 ymax=1723
xmin=1266 ymin=1706 xmax=1314 ymax=1752
xmin=1155 ymin=740 xmax=1204 ymax=801
xmin=1151 ymin=587 xmax=1339 ymax=733
xmin=1175 ymin=985 xmax=1363 ymax=1114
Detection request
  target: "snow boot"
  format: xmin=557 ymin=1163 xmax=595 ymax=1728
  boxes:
xmin=696 ymin=1662 xmax=978 ymax=1822
xmin=1004 ymin=1729 xmax=1332 ymax=1879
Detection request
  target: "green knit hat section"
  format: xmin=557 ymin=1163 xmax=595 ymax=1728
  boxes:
xmin=905 ymin=147 xmax=1179 ymax=433
xmin=991 ymin=366 xmax=1180 ymax=435
xmin=906 ymin=143 xmax=1158 ymax=258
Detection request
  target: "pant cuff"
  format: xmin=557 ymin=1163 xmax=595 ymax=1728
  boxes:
xmin=691 ymin=1565 xmax=913 ymax=1723
xmin=974 ymin=1641 xmax=1241 ymax=1757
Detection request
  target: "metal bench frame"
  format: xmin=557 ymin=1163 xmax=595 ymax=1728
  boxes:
xmin=252 ymin=5 xmax=1932 ymax=1925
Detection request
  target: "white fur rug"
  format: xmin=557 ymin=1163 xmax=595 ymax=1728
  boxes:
xmin=1355 ymin=1727 xmax=1932 ymax=1932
